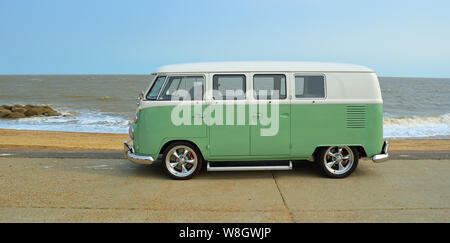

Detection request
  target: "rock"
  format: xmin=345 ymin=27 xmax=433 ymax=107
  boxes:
xmin=0 ymin=108 xmax=12 ymax=118
xmin=34 ymin=107 xmax=59 ymax=116
xmin=24 ymin=104 xmax=38 ymax=109
xmin=0 ymin=104 xmax=61 ymax=119
xmin=7 ymin=112 xmax=26 ymax=119
xmin=11 ymin=105 xmax=26 ymax=113
xmin=24 ymin=108 xmax=40 ymax=116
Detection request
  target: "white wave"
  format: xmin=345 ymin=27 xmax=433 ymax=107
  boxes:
xmin=383 ymin=113 xmax=450 ymax=138
xmin=0 ymin=108 xmax=130 ymax=134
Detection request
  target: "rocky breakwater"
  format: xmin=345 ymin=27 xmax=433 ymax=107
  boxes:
xmin=0 ymin=105 xmax=60 ymax=118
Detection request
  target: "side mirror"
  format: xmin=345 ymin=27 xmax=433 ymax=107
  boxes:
xmin=137 ymin=91 xmax=144 ymax=106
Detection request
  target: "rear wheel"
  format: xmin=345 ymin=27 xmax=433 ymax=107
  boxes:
xmin=316 ymin=146 xmax=359 ymax=178
xmin=162 ymin=142 xmax=203 ymax=180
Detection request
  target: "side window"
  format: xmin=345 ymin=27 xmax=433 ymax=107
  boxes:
xmin=213 ymin=75 xmax=246 ymax=100
xmin=146 ymin=76 xmax=166 ymax=100
xmin=159 ymin=76 xmax=205 ymax=101
xmin=253 ymin=74 xmax=286 ymax=100
xmin=295 ymin=76 xmax=325 ymax=98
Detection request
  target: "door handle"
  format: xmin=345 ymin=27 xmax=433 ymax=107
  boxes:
xmin=252 ymin=113 xmax=262 ymax=118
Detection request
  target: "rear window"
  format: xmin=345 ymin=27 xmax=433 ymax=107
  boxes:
xmin=146 ymin=76 xmax=166 ymax=100
xmin=159 ymin=76 xmax=205 ymax=101
xmin=295 ymin=76 xmax=325 ymax=98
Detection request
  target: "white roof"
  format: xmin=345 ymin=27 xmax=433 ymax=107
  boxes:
xmin=155 ymin=61 xmax=374 ymax=73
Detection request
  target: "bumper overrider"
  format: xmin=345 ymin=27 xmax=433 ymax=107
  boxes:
xmin=123 ymin=139 xmax=154 ymax=165
xmin=371 ymin=141 xmax=389 ymax=163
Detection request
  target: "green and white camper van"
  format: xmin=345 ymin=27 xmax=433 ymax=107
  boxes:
xmin=124 ymin=62 xmax=389 ymax=179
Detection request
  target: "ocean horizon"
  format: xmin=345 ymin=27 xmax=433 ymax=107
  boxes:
xmin=0 ymin=75 xmax=449 ymax=139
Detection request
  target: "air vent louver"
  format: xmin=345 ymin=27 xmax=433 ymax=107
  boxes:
xmin=346 ymin=105 xmax=366 ymax=128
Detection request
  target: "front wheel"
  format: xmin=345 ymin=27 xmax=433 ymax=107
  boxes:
xmin=316 ymin=146 xmax=359 ymax=178
xmin=162 ymin=142 xmax=203 ymax=180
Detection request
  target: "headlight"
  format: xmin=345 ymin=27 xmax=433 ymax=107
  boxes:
xmin=129 ymin=124 xmax=134 ymax=139
xmin=133 ymin=113 xmax=138 ymax=123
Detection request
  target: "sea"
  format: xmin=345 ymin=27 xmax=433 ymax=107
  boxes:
xmin=0 ymin=75 xmax=449 ymax=139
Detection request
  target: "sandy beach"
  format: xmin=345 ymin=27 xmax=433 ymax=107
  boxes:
xmin=0 ymin=129 xmax=449 ymax=152
xmin=0 ymin=129 xmax=128 ymax=151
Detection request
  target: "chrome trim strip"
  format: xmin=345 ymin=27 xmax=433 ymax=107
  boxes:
xmin=372 ymin=141 xmax=389 ymax=163
xmin=207 ymin=161 xmax=293 ymax=172
xmin=123 ymin=140 xmax=154 ymax=165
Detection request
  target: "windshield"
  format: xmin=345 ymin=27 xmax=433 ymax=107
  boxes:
xmin=146 ymin=76 xmax=166 ymax=100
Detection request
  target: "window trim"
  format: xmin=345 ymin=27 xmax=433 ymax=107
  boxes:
xmin=157 ymin=74 xmax=207 ymax=101
xmin=145 ymin=75 xmax=167 ymax=101
xmin=293 ymin=73 xmax=327 ymax=100
xmin=252 ymin=73 xmax=287 ymax=100
xmin=212 ymin=74 xmax=247 ymax=100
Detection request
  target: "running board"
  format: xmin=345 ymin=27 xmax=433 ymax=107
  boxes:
xmin=207 ymin=161 xmax=293 ymax=172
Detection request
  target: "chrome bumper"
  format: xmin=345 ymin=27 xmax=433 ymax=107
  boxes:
xmin=123 ymin=140 xmax=154 ymax=165
xmin=372 ymin=141 xmax=389 ymax=163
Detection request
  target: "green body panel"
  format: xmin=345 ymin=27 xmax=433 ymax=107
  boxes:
xmin=209 ymin=104 xmax=250 ymax=156
xmin=249 ymin=104 xmax=291 ymax=156
xmin=134 ymin=105 xmax=207 ymax=159
xmin=133 ymin=103 xmax=384 ymax=161
xmin=289 ymin=104 xmax=383 ymax=158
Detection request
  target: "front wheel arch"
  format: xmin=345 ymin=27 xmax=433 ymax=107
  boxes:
xmin=159 ymin=140 xmax=205 ymax=161
xmin=161 ymin=141 xmax=204 ymax=180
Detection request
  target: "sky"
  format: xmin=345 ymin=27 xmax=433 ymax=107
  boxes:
xmin=0 ymin=0 xmax=449 ymax=77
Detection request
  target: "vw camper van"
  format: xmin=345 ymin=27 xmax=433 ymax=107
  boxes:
xmin=124 ymin=62 xmax=389 ymax=179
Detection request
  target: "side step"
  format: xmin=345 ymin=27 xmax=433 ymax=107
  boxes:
xmin=207 ymin=161 xmax=293 ymax=172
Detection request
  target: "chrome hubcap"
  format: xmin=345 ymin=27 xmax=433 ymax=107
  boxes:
xmin=165 ymin=146 xmax=198 ymax=177
xmin=324 ymin=146 xmax=354 ymax=175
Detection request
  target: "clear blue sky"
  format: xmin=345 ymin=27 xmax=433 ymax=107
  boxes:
xmin=1 ymin=0 xmax=449 ymax=77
